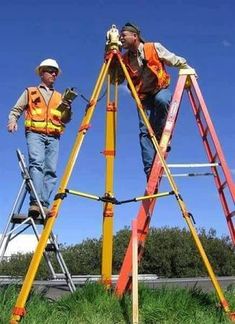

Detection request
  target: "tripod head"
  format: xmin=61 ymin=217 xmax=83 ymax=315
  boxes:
xmin=105 ymin=24 xmax=122 ymax=51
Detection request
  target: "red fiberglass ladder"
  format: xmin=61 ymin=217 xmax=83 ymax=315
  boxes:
xmin=116 ymin=69 xmax=235 ymax=296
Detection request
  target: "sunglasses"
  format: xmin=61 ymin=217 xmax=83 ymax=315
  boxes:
xmin=42 ymin=68 xmax=58 ymax=75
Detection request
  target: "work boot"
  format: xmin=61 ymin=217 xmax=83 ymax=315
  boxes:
xmin=28 ymin=204 xmax=40 ymax=218
xmin=42 ymin=207 xmax=50 ymax=217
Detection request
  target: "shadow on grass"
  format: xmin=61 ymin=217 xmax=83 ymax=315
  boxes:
xmin=119 ymin=295 xmax=131 ymax=324
xmin=189 ymin=285 xmax=227 ymax=323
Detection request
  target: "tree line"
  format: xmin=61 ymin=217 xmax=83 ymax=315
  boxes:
xmin=0 ymin=227 xmax=234 ymax=278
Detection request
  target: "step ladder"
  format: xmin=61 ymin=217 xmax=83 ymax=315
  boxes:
xmin=0 ymin=149 xmax=76 ymax=293
xmin=116 ymin=69 xmax=235 ymax=296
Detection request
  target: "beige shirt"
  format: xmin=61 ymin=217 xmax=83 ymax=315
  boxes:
xmin=127 ymin=42 xmax=192 ymax=94
xmin=8 ymin=83 xmax=55 ymax=124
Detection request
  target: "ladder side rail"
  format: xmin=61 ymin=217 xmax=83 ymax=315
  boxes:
xmin=18 ymin=150 xmax=66 ymax=260
xmin=5 ymin=150 xmax=74 ymax=288
xmin=3 ymin=217 xmax=57 ymax=279
xmin=116 ymin=74 xmax=187 ymax=296
xmin=187 ymin=84 xmax=235 ymax=205
xmin=194 ymin=110 xmax=233 ymax=216
xmin=48 ymin=233 xmax=76 ymax=292
xmin=139 ymin=73 xmax=188 ymax=232
xmin=7 ymin=218 xmax=75 ymax=289
xmin=15 ymin=186 xmax=28 ymax=215
xmin=17 ymin=150 xmax=46 ymax=214
xmin=52 ymin=248 xmax=76 ymax=292
xmin=187 ymin=86 xmax=222 ymax=165
xmin=187 ymin=80 xmax=235 ymax=243
xmin=29 ymin=221 xmax=58 ymax=279
xmin=189 ymin=76 xmax=235 ymax=201
xmin=18 ymin=149 xmax=76 ymax=287
xmin=188 ymin=86 xmax=235 ymax=211
xmin=7 ymin=224 xmax=32 ymax=239
xmin=188 ymin=91 xmax=230 ymax=201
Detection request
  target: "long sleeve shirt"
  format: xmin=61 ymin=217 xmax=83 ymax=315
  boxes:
xmin=8 ymin=83 xmax=55 ymax=124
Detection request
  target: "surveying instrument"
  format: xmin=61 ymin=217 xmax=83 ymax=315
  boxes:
xmin=9 ymin=24 xmax=235 ymax=322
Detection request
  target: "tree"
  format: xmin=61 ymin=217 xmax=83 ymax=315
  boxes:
xmin=0 ymin=227 xmax=234 ymax=278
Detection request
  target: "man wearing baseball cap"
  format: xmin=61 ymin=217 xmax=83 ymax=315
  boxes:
xmin=120 ymin=22 xmax=194 ymax=178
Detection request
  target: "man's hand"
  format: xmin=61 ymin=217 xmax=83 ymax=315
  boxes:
xmin=7 ymin=121 xmax=18 ymax=133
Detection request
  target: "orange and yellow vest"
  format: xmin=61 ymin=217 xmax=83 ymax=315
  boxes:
xmin=122 ymin=42 xmax=170 ymax=98
xmin=24 ymin=87 xmax=64 ymax=135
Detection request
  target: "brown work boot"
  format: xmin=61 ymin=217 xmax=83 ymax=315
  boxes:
xmin=28 ymin=204 xmax=40 ymax=218
xmin=42 ymin=207 xmax=50 ymax=217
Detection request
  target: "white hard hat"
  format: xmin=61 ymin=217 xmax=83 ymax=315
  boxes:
xmin=35 ymin=58 xmax=62 ymax=75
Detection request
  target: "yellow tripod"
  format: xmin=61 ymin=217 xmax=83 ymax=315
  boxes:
xmin=10 ymin=25 xmax=234 ymax=322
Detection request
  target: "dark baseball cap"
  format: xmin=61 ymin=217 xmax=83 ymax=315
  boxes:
xmin=121 ymin=22 xmax=145 ymax=43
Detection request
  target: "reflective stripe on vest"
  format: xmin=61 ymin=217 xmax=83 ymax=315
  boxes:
xmin=24 ymin=87 xmax=64 ymax=135
xmin=122 ymin=43 xmax=170 ymax=97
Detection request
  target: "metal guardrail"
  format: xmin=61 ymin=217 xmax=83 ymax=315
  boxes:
xmin=0 ymin=275 xmax=234 ymax=289
xmin=0 ymin=274 xmax=159 ymax=285
xmin=1 ymin=275 xmax=234 ymax=301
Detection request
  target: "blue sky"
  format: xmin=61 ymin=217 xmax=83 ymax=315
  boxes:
xmin=0 ymin=0 xmax=234 ymax=245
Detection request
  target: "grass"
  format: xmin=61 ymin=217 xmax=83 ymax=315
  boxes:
xmin=0 ymin=283 xmax=235 ymax=323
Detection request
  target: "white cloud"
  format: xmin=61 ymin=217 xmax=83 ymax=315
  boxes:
xmin=0 ymin=234 xmax=38 ymax=257
xmin=222 ymin=40 xmax=231 ymax=47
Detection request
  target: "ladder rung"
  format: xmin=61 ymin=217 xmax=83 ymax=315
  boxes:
xmin=11 ymin=214 xmax=44 ymax=225
xmin=228 ymin=211 xmax=235 ymax=219
xmin=201 ymin=126 xmax=209 ymax=140
xmin=195 ymin=106 xmax=201 ymax=118
xmin=52 ymin=273 xmax=68 ymax=280
xmin=211 ymin=152 xmax=218 ymax=162
xmin=218 ymin=181 xmax=227 ymax=192
xmin=45 ymin=243 xmax=58 ymax=252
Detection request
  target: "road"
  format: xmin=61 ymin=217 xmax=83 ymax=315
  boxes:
xmin=0 ymin=275 xmax=234 ymax=300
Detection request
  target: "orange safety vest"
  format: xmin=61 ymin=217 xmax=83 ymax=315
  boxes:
xmin=122 ymin=42 xmax=170 ymax=98
xmin=24 ymin=87 xmax=64 ymax=135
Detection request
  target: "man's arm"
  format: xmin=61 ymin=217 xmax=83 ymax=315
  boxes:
xmin=8 ymin=90 xmax=28 ymax=133
xmin=155 ymin=42 xmax=192 ymax=69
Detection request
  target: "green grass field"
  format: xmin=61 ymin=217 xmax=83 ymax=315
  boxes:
xmin=1 ymin=283 xmax=235 ymax=323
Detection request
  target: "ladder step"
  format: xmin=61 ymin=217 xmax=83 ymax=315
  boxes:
xmin=52 ymin=273 xmax=68 ymax=280
xmin=11 ymin=213 xmax=44 ymax=225
xmin=203 ymin=125 xmax=209 ymax=136
xmin=228 ymin=211 xmax=235 ymax=219
xmin=195 ymin=106 xmax=201 ymax=118
xmin=211 ymin=152 xmax=218 ymax=162
xmin=45 ymin=243 xmax=58 ymax=252
xmin=218 ymin=181 xmax=227 ymax=192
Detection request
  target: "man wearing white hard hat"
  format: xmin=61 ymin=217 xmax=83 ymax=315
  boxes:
xmin=8 ymin=58 xmax=73 ymax=217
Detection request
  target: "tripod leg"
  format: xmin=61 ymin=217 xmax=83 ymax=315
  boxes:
xmin=10 ymin=56 xmax=114 ymax=323
xmin=101 ymin=74 xmax=118 ymax=285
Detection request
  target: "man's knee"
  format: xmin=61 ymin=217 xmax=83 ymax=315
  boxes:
xmin=154 ymin=89 xmax=172 ymax=108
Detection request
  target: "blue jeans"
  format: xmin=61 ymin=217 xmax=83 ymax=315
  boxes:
xmin=138 ymin=88 xmax=172 ymax=176
xmin=26 ymin=131 xmax=60 ymax=208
